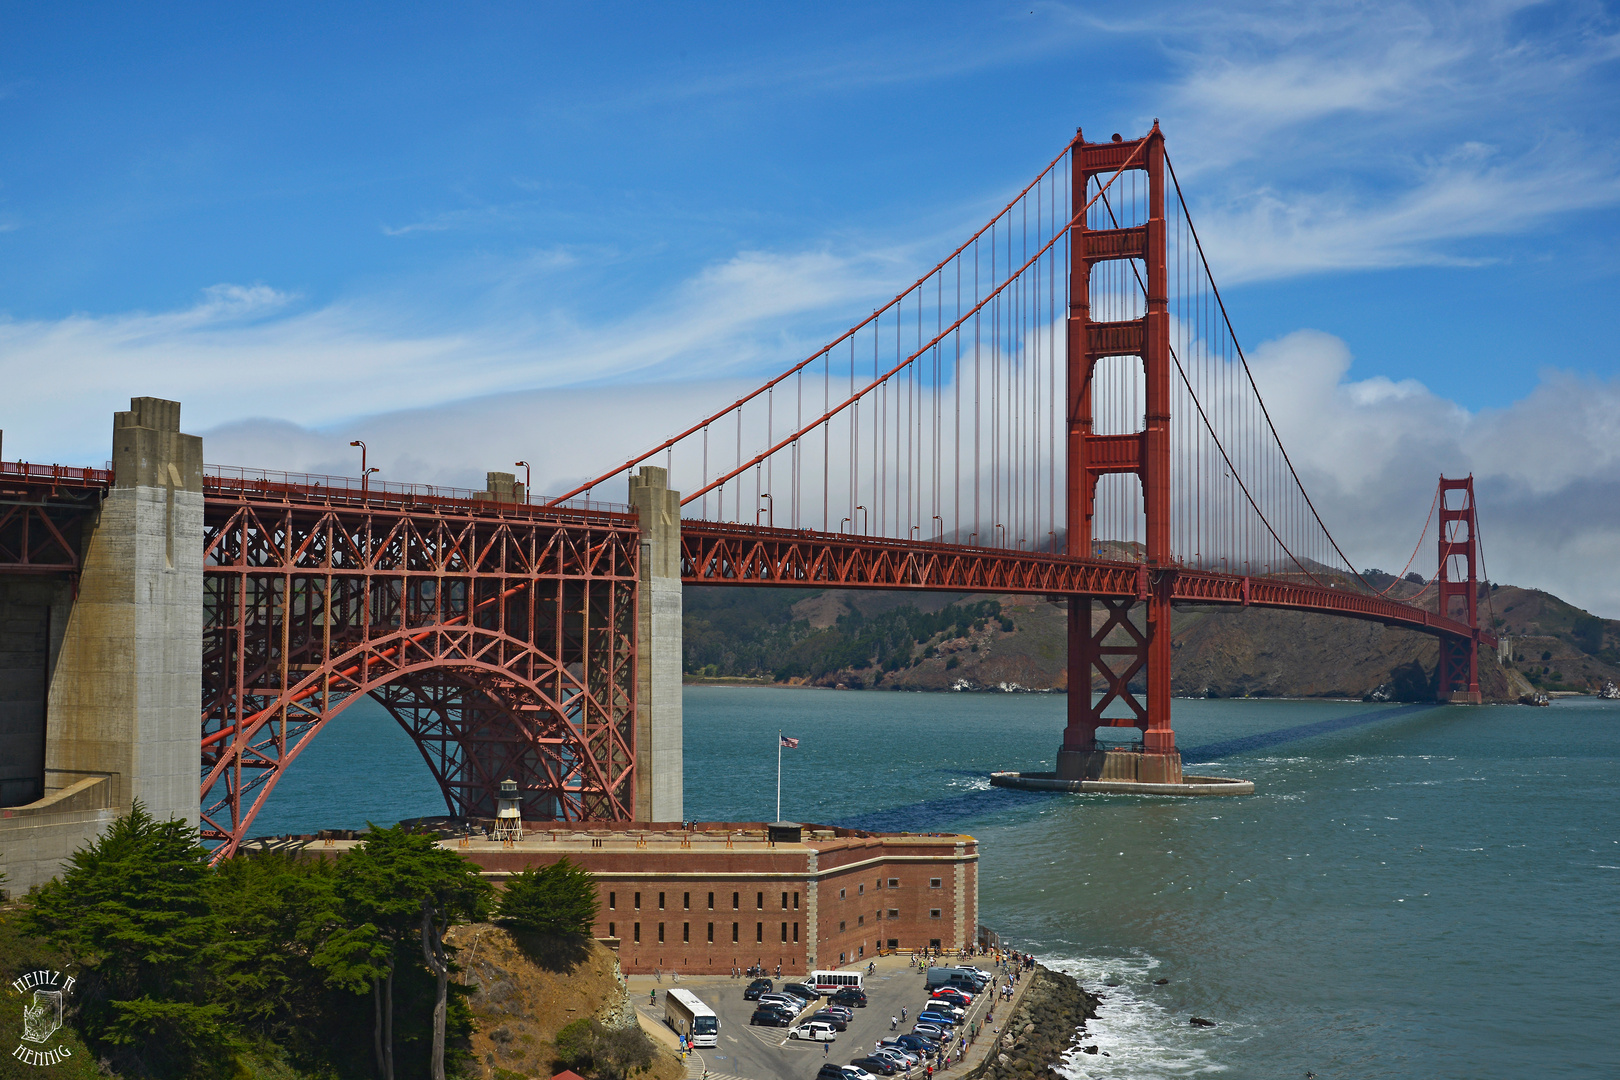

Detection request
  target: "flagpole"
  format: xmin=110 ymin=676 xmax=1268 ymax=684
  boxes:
xmin=776 ymin=730 xmax=782 ymax=823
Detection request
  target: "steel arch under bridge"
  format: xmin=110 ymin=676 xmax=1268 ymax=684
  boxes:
xmin=198 ymin=482 xmax=639 ymax=858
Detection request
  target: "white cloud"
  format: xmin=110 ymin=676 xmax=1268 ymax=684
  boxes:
xmin=0 ymin=246 xmax=901 ymax=467
xmin=1245 ymin=330 xmax=1620 ymax=617
xmin=1141 ymin=0 xmax=1620 ymax=281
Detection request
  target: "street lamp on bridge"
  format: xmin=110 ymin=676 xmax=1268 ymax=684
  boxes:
xmin=757 ymin=492 xmax=771 ymax=526
xmin=515 ymin=461 xmax=531 ymax=503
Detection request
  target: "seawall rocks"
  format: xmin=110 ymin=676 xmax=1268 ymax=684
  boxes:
xmin=970 ymin=966 xmax=1100 ymax=1080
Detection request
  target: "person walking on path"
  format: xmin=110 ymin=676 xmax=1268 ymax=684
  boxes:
xmin=891 ymin=1016 xmax=898 ymax=1031
xmin=649 ymin=989 xmax=656 ymax=1006
xmin=901 ymin=1006 xmax=907 ymax=1022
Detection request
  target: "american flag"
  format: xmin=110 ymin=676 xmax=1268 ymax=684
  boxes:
xmin=780 ymin=734 xmax=799 ymax=748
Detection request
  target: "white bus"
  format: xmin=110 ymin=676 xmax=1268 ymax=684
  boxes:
xmin=809 ymin=969 xmax=864 ymax=995
xmin=665 ymin=988 xmax=719 ymax=1048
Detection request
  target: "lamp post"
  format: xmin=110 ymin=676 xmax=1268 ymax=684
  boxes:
xmin=515 ymin=461 xmax=531 ymax=504
xmin=757 ymin=492 xmax=772 ymax=527
xmin=855 ymin=505 xmax=867 ymax=535
xmin=349 ymin=441 xmax=370 ymax=499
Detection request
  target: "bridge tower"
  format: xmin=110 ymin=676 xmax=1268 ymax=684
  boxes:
xmin=1056 ymin=124 xmax=1182 ymax=786
xmin=1436 ymin=475 xmax=1482 ymax=703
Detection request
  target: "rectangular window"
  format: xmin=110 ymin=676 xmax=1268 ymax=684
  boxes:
xmin=839 ymin=888 xmax=846 ymax=899
xmin=732 ymin=922 xmax=739 ymax=942
xmin=609 ymin=892 xmax=616 ymax=910
xmin=858 ymin=915 xmax=864 ymax=925
xmin=708 ymin=892 xmax=715 ymax=910
xmin=781 ymin=891 xmax=788 ymax=910
xmin=929 ymin=909 xmax=942 ymax=919
xmin=930 ymin=878 xmax=942 ymax=889
xmin=781 ymin=922 xmax=788 ymax=942
xmin=683 ymin=923 xmax=690 ymax=942
xmin=756 ymin=891 xmax=764 ymax=910
xmin=658 ymin=923 xmax=665 ymax=942
xmin=707 ymin=922 xmax=714 ymax=943
xmin=793 ymin=922 xmax=799 ymax=942
xmin=659 ymin=892 xmax=666 ymax=910
xmin=793 ymin=891 xmax=799 ymax=909
xmin=858 ymin=883 xmax=864 ymax=895
xmin=684 ymin=892 xmax=690 ymax=910
xmin=887 ymin=938 xmax=898 ymax=949
xmin=887 ymin=909 xmax=899 ymax=919
xmin=635 ymin=892 xmax=641 ymax=910
xmin=929 ymin=938 xmax=941 ymax=950
xmin=732 ymin=892 xmax=739 ymax=910
xmin=756 ymin=922 xmax=763 ymax=943
xmin=888 ymin=878 xmax=899 ymax=888
xmin=634 ymin=923 xmax=641 ymax=943
xmin=839 ymin=920 xmax=846 ymax=931
xmin=608 ymin=921 xmax=616 ymax=938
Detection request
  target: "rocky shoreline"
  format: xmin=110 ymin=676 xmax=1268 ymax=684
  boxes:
xmin=970 ymin=966 xmax=1102 ymax=1080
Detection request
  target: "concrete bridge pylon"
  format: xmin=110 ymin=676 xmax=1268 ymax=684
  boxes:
xmin=628 ymin=465 xmax=683 ymax=823
xmin=0 ymin=398 xmax=204 ymax=893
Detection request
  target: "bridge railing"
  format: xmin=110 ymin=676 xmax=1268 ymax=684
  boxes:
xmin=0 ymin=461 xmax=114 ymax=488
xmin=203 ymin=464 xmax=631 ymax=519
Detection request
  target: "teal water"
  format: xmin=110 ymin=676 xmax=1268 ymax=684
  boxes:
xmin=260 ymin=688 xmax=1620 ymax=1078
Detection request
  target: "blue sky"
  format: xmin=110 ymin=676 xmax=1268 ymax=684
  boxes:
xmin=3 ymin=2 xmax=1619 ymax=612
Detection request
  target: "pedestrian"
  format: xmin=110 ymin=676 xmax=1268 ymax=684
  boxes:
xmin=824 ymin=1042 xmax=829 ymax=1057
xmin=649 ymin=989 xmax=656 ymax=1005
xmin=926 ymin=1065 xmax=933 ymax=1080
xmin=891 ymin=1016 xmax=898 ymax=1031
xmin=777 ymin=963 xmax=782 ymax=978
xmin=901 ymin=1006 xmax=907 ymax=1022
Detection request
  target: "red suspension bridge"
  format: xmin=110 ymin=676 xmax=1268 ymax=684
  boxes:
xmin=0 ymin=124 xmax=1493 ymax=856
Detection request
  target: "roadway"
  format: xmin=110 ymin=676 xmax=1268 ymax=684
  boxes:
xmin=629 ymin=956 xmax=999 ymax=1080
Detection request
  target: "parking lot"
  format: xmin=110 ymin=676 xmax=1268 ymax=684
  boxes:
xmin=631 ymin=957 xmax=1001 ymax=1080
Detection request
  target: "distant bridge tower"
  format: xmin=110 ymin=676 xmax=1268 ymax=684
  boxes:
xmin=1437 ymin=475 xmax=1482 ymax=704
xmin=1057 ymin=124 xmax=1182 ymax=786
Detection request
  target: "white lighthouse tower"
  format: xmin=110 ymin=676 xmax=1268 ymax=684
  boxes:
xmin=493 ymin=777 xmax=524 ymax=843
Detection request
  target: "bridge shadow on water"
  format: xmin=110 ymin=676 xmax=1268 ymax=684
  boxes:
xmin=833 ymin=702 xmax=1441 ymax=834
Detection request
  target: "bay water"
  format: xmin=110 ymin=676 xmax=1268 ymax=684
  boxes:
xmin=258 ymin=687 xmax=1620 ymax=1078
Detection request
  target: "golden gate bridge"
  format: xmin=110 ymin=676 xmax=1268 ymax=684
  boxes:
xmin=0 ymin=124 xmax=1493 ymax=857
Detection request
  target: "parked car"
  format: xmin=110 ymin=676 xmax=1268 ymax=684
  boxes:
xmin=760 ymin=993 xmax=804 ymax=1011
xmin=911 ymin=1023 xmax=947 ymax=1040
xmin=831 ymin=987 xmax=869 ymax=1008
xmin=821 ymin=1005 xmax=855 ymax=1022
xmin=917 ymin=1009 xmax=959 ymax=1027
xmin=851 ymin=1057 xmax=898 ymax=1076
xmin=751 ymin=1007 xmax=793 ymax=1027
xmin=789 ymin=1021 xmax=838 ymax=1042
xmin=759 ymin=1001 xmax=799 ymax=1020
xmin=818 ymin=1065 xmax=848 ymax=1080
xmin=891 ymin=1034 xmax=938 ymax=1054
xmin=923 ymin=1001 xmax=965 ymax=1020
xmin=873 ymin=1045 xmax=919 ymax=1067
xmin=839 ymin=1067 xmax=875 ymax=1080
xmin=808 ymin=1011 xmax=849 ymax=1031
xmin=783 ymin=983 xmax=821 ymax=1003
xmin=745 ymin=978 xmax=775 ymax=1000
xmin=930 ymin=987 xmax=972 ymax=1006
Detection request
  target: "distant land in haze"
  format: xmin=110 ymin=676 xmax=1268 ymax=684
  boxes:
xmin=682 ymin=578 xmax=1620 ymax=703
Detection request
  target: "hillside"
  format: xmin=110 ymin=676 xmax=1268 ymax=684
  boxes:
xmin=447 ymin=927 xmax=683 ymax=1080
xmin=683 ymin=581 xmax=1620 ymax=703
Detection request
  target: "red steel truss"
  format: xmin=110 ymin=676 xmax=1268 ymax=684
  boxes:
xmin=679 ymin=520 xmax=1486 ymax=641
xmin=0 ymin=462 xmax=111 ymax=574
xmin=199 ymin=478 xmax=639 ymax=857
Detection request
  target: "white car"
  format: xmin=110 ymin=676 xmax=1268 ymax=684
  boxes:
xmin=790 ymin=1021 xmax=839 ymax=1042
xmin=840 ymin=1068 xmax=874 ymax=1080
